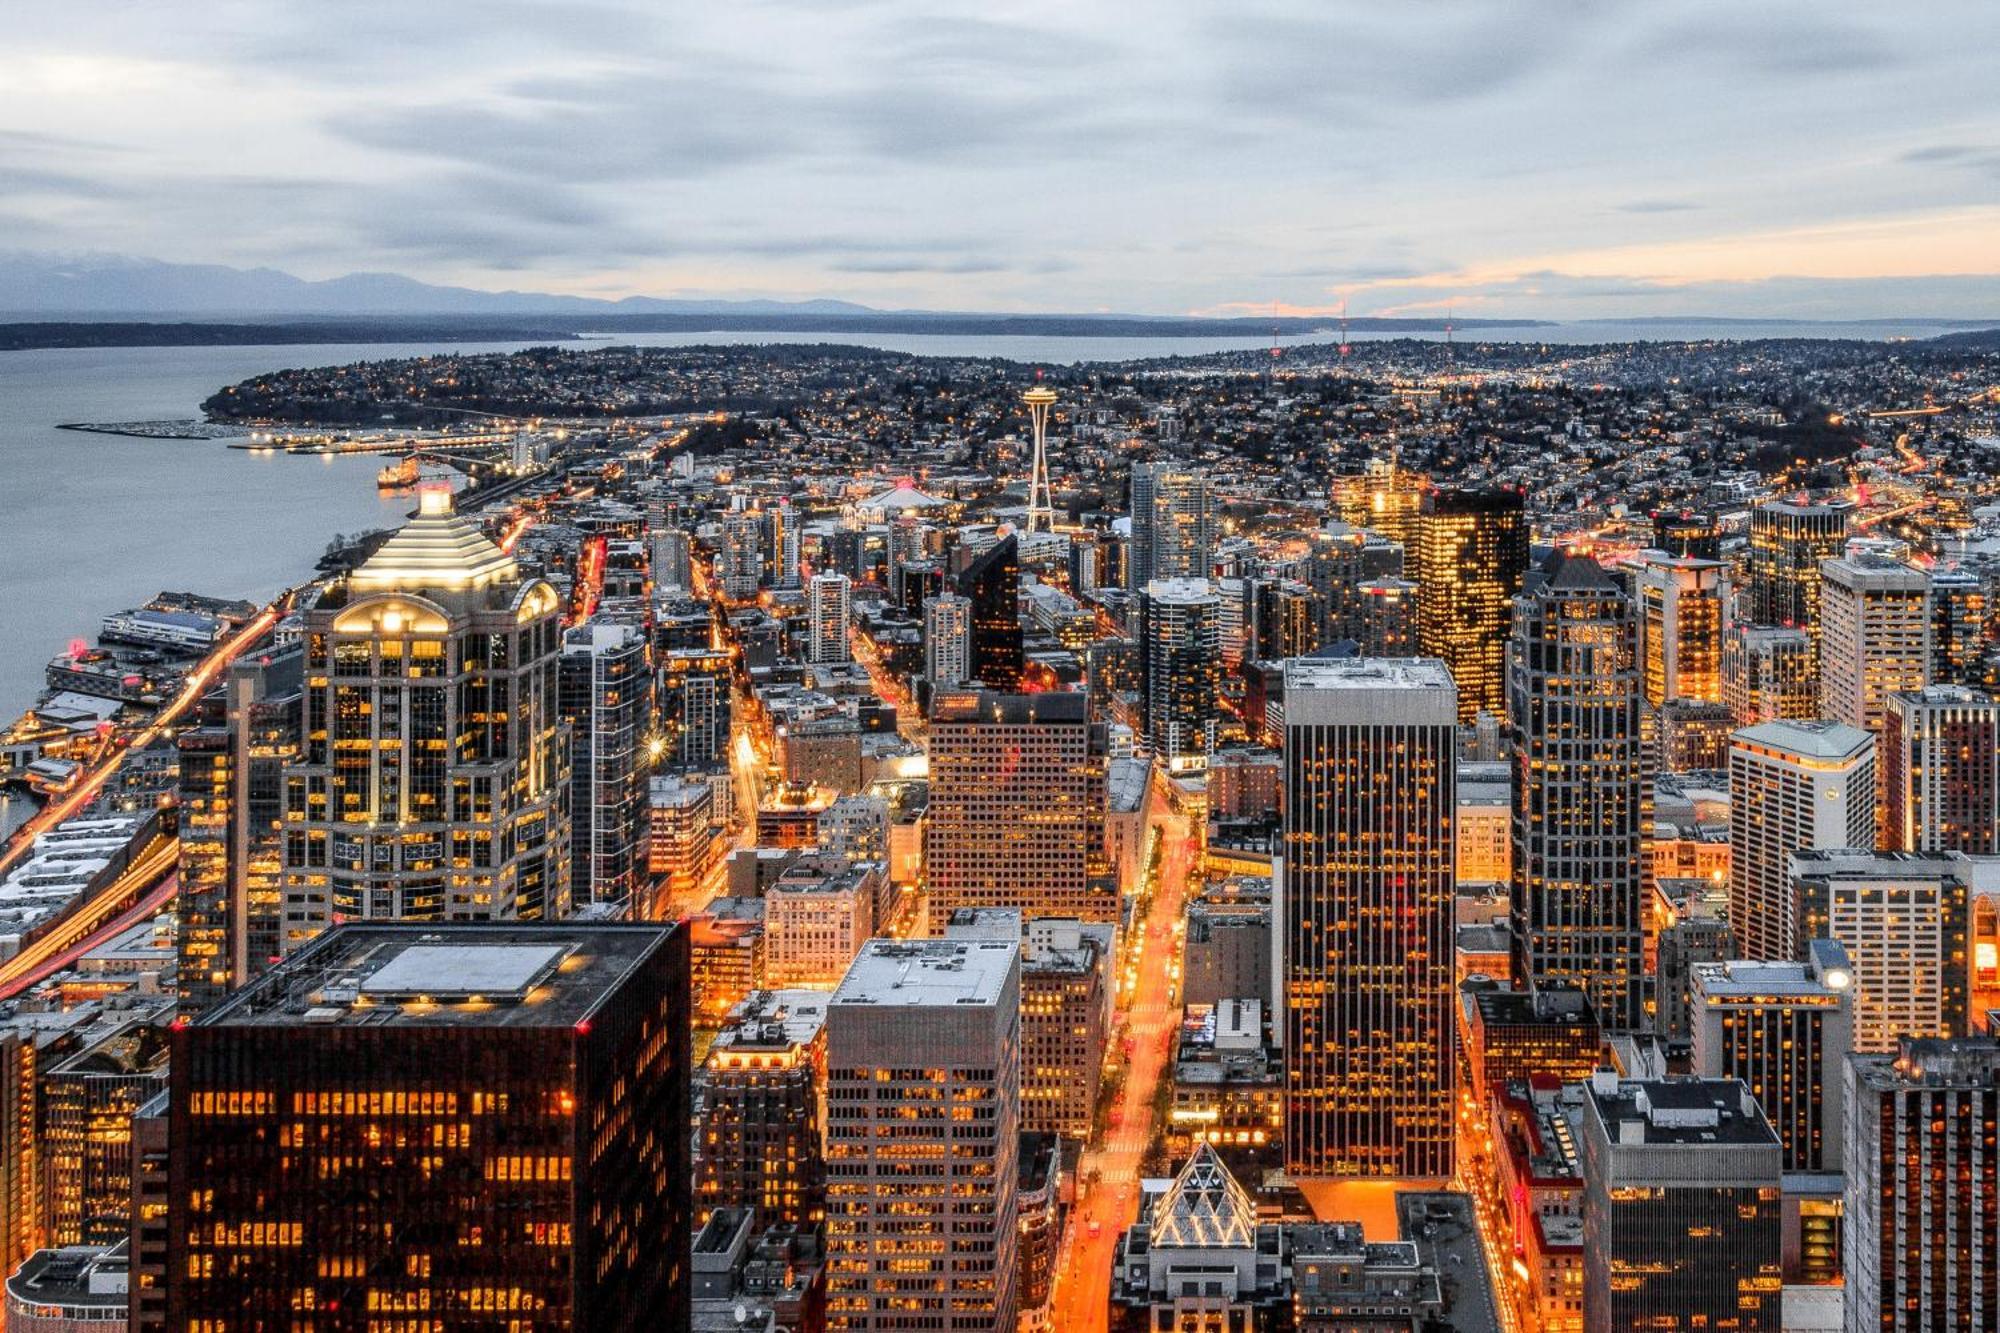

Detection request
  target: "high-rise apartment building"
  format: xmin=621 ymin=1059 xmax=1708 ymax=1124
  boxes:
xmin=1415 ymin=488 xmax=1528 ymax=722
xmin=1745 ymin=497 xmax=1851 ymax=634
xmin=1304 ymin=521 xmax=1405 ymax=647
xmin=1635 ymin=553 xmax=1727 ymax=706
xmin=921 ymin=591 xmax=972 ymax=688
xmin=1128 ymin=461 xmax=1214 ymax=589
xmin=175 ymin=645 xmax=302 ymax=1013
xmin=1819 ymin=554 xmax=1931 ymax=735
xmin=720 ymin=509 xmax=764 ymax=600
xmin=1579 ymin=1075 xmax=1783 ymax=1333
xmin=560 ymin=622 xmax=651 ymax=909
xmin=923 ymin=690 xmax=1112 ymax=922
xmin=1723 ymin=624 xmax=1818 ymax=725
xmin=824 ymin=938 xmax=1020 ymax=1332
xmin=1727 ymin=720 xmax=1875 ymax=960
xmin=807 ymin=572 xmax=853 ymax=666
xmin=659 ymin=647 xmax=733 ymax=769
xmin=695 ymin=990 xmax=829 ymax=1228
xmin=1928 ymin=565 xmax=1988 ymax=685
xmin=957 ymin=534 xmax=1024 ymax=690
xmin=281 ymin=487 xmax=571 ymax=949
xmin=1282 ymin=658 xmax=1457 ymax=1179
xmin=1843 ymin=1037 xmax=1999 ymax=1332
xmin=1689 ymin=939 xmax=1856 ymax=1173
xmin=166 ymin=923 xmax=691 ymax=1331
xmin=1882 ymin=685 xmax=2000 ymax=854
xmin=1790 ymin=849 xmax=1972 ymax=1051
xmin=1507 ymin=554 xmax=1646 ymax=1031
xmin=1140 ymin=578 xmax=1221 ymax=772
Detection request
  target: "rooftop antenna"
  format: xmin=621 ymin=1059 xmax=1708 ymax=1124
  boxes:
xmin=1022 ymin=371 xmax=1057 ymax=534
xmin=1338 ymin=297 xmax=1352 ymax=363
xmin=1444 ymin=306 xmax=1456 ymax=369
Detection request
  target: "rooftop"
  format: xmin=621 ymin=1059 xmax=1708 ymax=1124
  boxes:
xmin=1850 ymin=1036 xmax=2000 ymax=1090
xmin=1283 ymin=655 xmax=1455 ymax=695
xmin=830 ymin=938 xmax=1017 ymax=1009
xmin=1586 ymin=1074 xmax=1777 ymax=1148
xmin=350 ymin=486 xmax=519 ymax=592
xmin=198 ymin=923 xmax=679 ymax=1030
xmin=1731 ymin=717 xmax=1873 ymax=761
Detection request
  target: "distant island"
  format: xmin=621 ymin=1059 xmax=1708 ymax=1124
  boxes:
xmin=0 ymin=310 xmax=1550 ymax=354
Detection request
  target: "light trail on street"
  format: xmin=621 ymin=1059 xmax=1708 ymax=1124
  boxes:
xmin=0 ymin=603 xmax=280 ymax=881
xmin=0 ymin=836 xmax=179 ymax=1001
xmin=1046 ymin=774 xmax=1196 ymax=1333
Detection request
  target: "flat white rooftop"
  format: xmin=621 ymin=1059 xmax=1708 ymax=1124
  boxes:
xmin=359 ymin=943 xmax=568 ymax=1001
xmin=832 ymin=938 xmax=1017 ymax=1008
xmin=1284 ymin=657 xmax=1454 ymax=693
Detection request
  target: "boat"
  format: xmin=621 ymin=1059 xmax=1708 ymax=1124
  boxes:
xmin=377 ymin=456 xmax=421 ymax=489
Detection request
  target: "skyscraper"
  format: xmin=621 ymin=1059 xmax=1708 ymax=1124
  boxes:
xmin=1140 ymin=578 xmax=1221 ymax=772
xmin=1843 ymin=1037 xmax=1999 ymax=1332
xmin=560 ymin=622 xmax=651 ymax=909
xmin=1128 ymin=461 xmax=1214 ymax=589
xmin=1745 ymin=497 xmax=1851 ymax=633
xmin=281 ymin=486 xmax=571 ymax=949
xmin=923 ymin=690 xmax=1112 ymax=922
xmin=1790 ymin=849 xmax=1972 ymax=1051
xmin=175 ymin=644 xmax=302 ymax=1013
xmin=957 ymin=534 xmax=1024 ymax=690
xmin=1282 ymin=657 xmax=1457 ymax=1179
xmin=1331 ymin=459 xmax=1426 ymax=552
xmin=921 ymin=591 xmax=971 ymax=688
xmin=1928 ymin=565 xmax=1988 ymax=685
xmin=824 ymin=938 xmax=1020 ymax=1332
xmin=807 ymin=571 xmax=853 ymax=666
xmin=1415 ymin=488 xmax=1529 ymax=723
xmin=1727 ymin=720 xmax=1875 ymax=961
xmin=1723 ymin=624 xmax=1818 ymax=725
xmin=1818 ymin=553 xmax=1931 ymax=735
xmin=1689 ymin=939 xmax=1856 ymax=1173
xmin=695 ymin=989 xmax=828 ymax=1228
xmin=719 ymin=509 xmax=764 ymax=600
xmin=1579 ymin=1075 xmax=1783 ymax=1333
xmin=658 ymin=647 xmax=733 ymax=770
xmin=1634 ymin=553 xmax=1727 ymax=706
xmin=1882 ymin=685 xmax=2000 ymax=854
xmin=1507 ymin=554 xmax=1646 ymax=1031
xmin=166 ymin=922 xmax=691 ymax=1332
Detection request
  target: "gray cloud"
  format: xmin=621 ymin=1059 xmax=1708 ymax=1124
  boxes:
xmin=2 ymin=0 xmax=1997 ymax=315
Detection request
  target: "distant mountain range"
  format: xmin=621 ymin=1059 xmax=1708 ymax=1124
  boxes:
xmin=0 ymin=251 xmax=880 ymax=318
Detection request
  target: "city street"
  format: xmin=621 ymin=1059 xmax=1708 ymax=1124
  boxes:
xmin=1047 ymin=774 xmax=1196 ymax=1333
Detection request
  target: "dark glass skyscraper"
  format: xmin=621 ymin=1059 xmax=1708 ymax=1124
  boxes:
xmin=1507 ymin=553 xmax=1646 ymax=1032
xmin=1415 ymin=487 xmax=1528 ymax=723
xmin=165 ymin=922 xmax=691 ymax=1332
xmin=1745 ymin=497 xmax=1850 ymax=640
xmin=957 ymin=534 xmax=1024 ymax=691
xmin=1282 ymin=657 xmax=1457 ymax=1180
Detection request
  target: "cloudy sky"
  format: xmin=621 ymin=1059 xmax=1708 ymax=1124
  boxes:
xmin=6 ymin=0 xmax=2000 ymax=317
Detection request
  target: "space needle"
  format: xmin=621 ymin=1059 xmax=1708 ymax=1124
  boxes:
xmin=1022 ymin=375 xmax=1057 ymax=533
